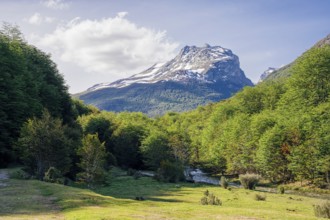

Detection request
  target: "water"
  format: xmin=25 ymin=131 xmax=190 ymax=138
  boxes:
xmin=185 ymin=168 xmax=219 ymax=185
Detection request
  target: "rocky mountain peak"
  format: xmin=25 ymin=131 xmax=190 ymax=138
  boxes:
xmin=259 ymin=67 xmax=278 ymax=82
xmin=88 ymin=44 xmax=252 ymax=91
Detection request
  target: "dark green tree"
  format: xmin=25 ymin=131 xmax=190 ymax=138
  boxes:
xmin=140 ymin=130 xmax=172 ymax=170
xmin=0 ymin=24 xmax=76 ymax=167
xmin=16 ymin=110 xmax=71 ymax=179
xmin=111 ymin=124 xmax=145 ymax=169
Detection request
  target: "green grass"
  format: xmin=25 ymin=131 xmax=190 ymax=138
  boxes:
xmin=0 ymin=168 xmax=329 ymax=220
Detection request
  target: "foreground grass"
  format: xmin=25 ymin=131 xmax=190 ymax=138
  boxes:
xmin=0 ymin=168 xmax=329 ymax=220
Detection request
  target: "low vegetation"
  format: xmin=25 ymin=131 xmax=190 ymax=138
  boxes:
xmin=200 ymin=190 xmax=222 ymax=205
xmin=254 ymin=193 xmax=267 ymax=201
xmin=220 ymin=176 xmax=229 ymax=189
xmin=313 ymin=201 xmax=330 ymax=218
xmin=0 ymin=168 xmax=329 ymax=220
xmin=239 ymin=174 xmax=261 ymax=190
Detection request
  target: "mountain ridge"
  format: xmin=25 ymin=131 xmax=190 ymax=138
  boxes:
xmin=260 ymin=33 xmax=330 ymax=82
xmin=77 ymin=44 xmax=253 ymax=116
xmin=88 ymin=44 xmax=252 ymax=91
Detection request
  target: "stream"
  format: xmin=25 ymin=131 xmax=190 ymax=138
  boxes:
xmin=184 ymin=168 xmax=220 ymax=185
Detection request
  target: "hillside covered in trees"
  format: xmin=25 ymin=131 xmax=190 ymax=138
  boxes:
xmin=0 ymin=26 xmax=329 ymax=189
xmin=0 ymin=25 xmax=83 ymax=168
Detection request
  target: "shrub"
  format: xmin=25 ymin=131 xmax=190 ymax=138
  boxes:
xmin=200 ymin=190 xmax=222 ymax=206
xmin=208 ymin=193 xmax=222 ymax=205
xmin=127 ymin=168 xmax=136 ymax=176
xmin=200 ymin=196 xmax=208 ymax=205
xmin=44 ymin=167 xmax=64 ymax=184
xmin=313 ymin=201 xmax=330 ymax=218
xmin=254 ymin=193 xmax=266 ymax=201
xmin=220 ymin=176 xmax=229 ymax=189
xmin=155 ymin=160 xmax=184 ymax=183
xmin=103 ymin=172 xmax=112 ymax=186
xmin=10 ymin=169 xmax=31 ymax=180
xmin=239 ymin=173 xmax=261 ymax=190
xmin=133 ymin=171 xmax=142 ymax=180
xmin=277 ymin=185 xmax=285 ymax=194
xmin=135 ymin=196 xmax=145 ymax=201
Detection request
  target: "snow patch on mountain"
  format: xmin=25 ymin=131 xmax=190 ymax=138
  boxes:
xmin=259 ymin=67 xmax=278 ymax=82
xmin=88 ymin=44 xmax=252 ymax=91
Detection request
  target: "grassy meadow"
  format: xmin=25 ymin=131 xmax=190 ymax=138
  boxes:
xmin=0 ymin=168 xmax=329 ymax=220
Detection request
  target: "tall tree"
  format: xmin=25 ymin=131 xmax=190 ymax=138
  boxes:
xmin=16 ymin=110 xmax=71 ymax=179
xmin=0 ymin=24 xmax=76 ymax=167
xmin=77 ymin=134 xmax=106 ymax=187
xmin=140 ymin=130 xmax=172 ymax=170
xmin=111 ymin=124 xmax=145 ymax=169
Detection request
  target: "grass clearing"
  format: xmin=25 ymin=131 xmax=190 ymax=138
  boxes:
xmin=0 ymin=168 xmax=329 ymax=220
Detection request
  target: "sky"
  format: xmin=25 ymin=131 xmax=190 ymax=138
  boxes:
xmin=0 ymin=0 xmax=329 ymax=93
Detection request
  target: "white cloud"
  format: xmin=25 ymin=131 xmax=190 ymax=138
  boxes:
xmin=26 ymin=13 xmax=55 ymax=25
xmin=42 ymin=0 xmax=70 ymax=10
xmin=27 ymin=13 xmax=42 ymax=25
xmin=39 ymin=13 xmax=179 ymax=78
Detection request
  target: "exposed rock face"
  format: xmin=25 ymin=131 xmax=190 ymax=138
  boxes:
xmin=259 ymin=67 xmax=277 ymax=82
xmin=89 ymin=44 xmax=252 ymax=90
xmin=78 ymin=44 xmax=253 ymax=116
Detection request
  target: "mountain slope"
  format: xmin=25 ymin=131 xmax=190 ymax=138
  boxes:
xmin=78 ymin=44 xmax=253 ymax=116
xmin=261 ymin=34 xmax=330 ymax=82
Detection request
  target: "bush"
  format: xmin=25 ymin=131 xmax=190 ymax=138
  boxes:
xmin=200 ymin=190 xmax=222 ymax=206
xmin=44 ymin=167 xmax=64 ymax=184
xmin=133 ymin=171 xmax=142 ymax=180
xmin=200 ymin=196 xmax=208 ymax=205
xmin=155 ymin=160 xmax=185 ymax=183
xmin=127 ymin=168 xmax=136 ymax=176
xmin=313 ymin=201 xmax=330 ymax=218
xmin=103 ymin=172 xmax=113 ymax=186
xmin=239 ymin=173 xmax=261 ymax=190
xmin=254 ymin=193 xmax=266 ymax=201
xmin=220 ymin=176 xmax=229 ymax=189
xmin=277 ymin=185 xmax=285 ymax=194
xmin=208 ymin=193 xmax=222 ymax=205
xmin=10 ymin=169 xmax=31 ymax=180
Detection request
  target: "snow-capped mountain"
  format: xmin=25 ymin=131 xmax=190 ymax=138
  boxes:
xmin=259 ymin=67 xmax=278 ymax=82
xmin=78 ymin=44 xmax=253 ymax=116
xmin=88 ymin=44 xmax=252 ymax=91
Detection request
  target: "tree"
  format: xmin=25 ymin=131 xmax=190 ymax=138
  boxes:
xmin=256 ymin=126 xmax=290 ymax=182
xmin=16 ymin=110 xmax=71 ymax=179
xmin=236 ymin=86 xmax=264 ymax=114
xmin=168 ymin=132 xmax=191 ymax=165
xmin=77 ymin=134 xmax=107 ymax=187
xmin=140 ymin=130 xmax=172 ymax=170
xmin=282 ymin=46 xmax=330 ymax=107
xmin=83 ymin=115 xmax=114 ymax=148
xmin=111 ymin=124 xmax=145 ymax=169
xmin=0 ymin=24 xmax=76 ymax=167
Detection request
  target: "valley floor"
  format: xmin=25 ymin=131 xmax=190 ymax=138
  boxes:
xmin=0 ymin=168 xmax=329 ymax=220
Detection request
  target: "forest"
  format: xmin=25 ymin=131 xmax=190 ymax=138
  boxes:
xmin=0 ymin=26 xmax=329 ymax=189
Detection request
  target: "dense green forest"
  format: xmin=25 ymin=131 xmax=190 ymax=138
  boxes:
xmin=1 ymin=26 xmax=329 ymax=188
xmin=0 ymin=25 xmax=80 ymax=167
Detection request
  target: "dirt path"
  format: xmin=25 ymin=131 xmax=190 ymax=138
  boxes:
xmin=0 ymin=169 xmax=64 ymax=219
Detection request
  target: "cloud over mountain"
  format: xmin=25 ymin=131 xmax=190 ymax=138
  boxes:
xmin=39 ymin=13 xmax=179 ymax=79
